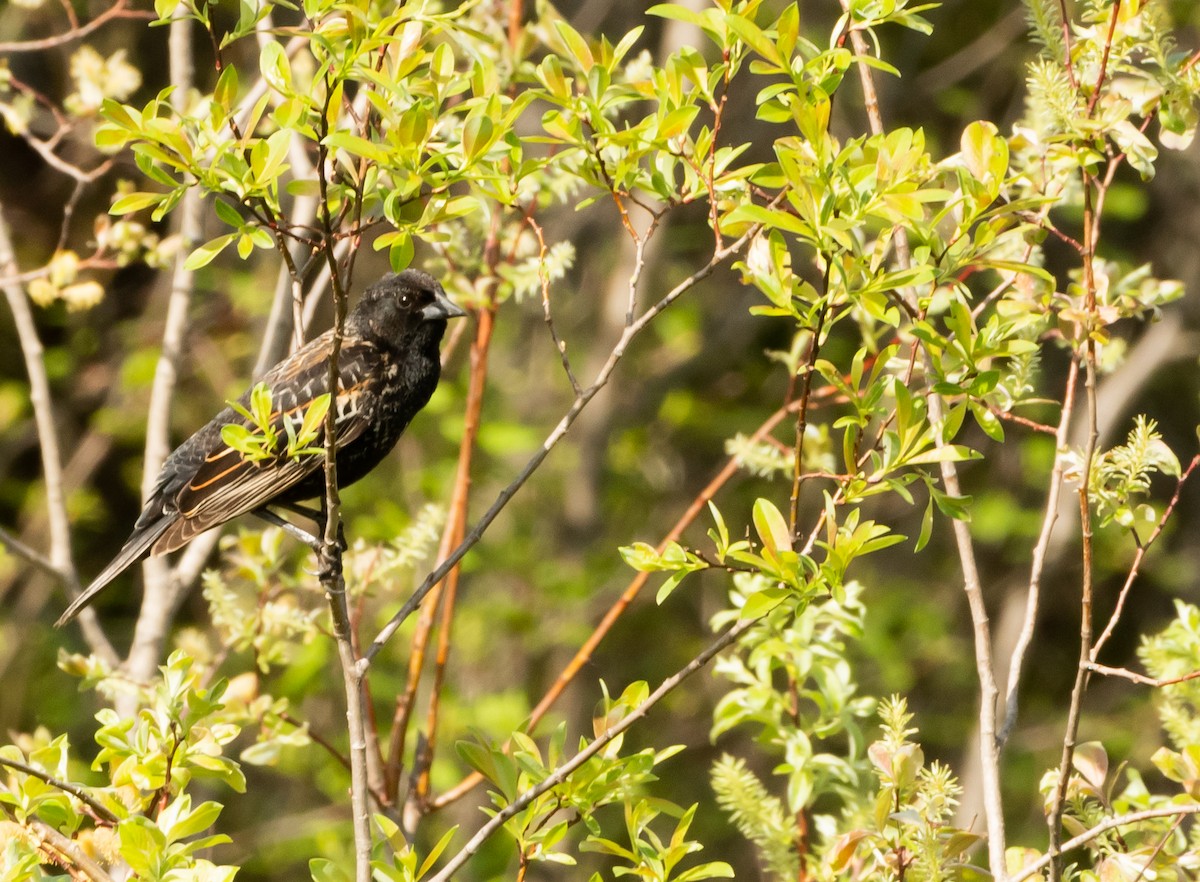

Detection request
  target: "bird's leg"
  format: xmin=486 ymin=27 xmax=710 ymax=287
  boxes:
xmin=254 ymin=509 xmax=322 ymax=552
xmin=273 ymin=501 xmax=323 ymax=524
xmin=267 ymin=504 xmax=348 ymax=552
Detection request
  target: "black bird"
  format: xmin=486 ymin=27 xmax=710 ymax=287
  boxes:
xmin=56 ymin=269 xmax=466 ymax=627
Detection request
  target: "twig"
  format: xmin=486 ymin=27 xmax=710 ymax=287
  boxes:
xmin=529 ymin=216 xmax=581 ymax=395
xmin=1000 ymin=359 xmax=1079 ymax=746
xmin=0 ymin=213 xmax=118 ymax=666
xmin=0 ymin=524 xmax=64 ymax=582
xmin=401 ymin=258 xmax=498 ymax=822
xmin=0 ymin=0 xmax=150 ymax=53
xmin=789 ymin=300 xmax=828 ymax=536
xmin=1086 ymin=0 xmax=1122 ymax=116
xmin=0 ymin=756 xmax=119 ymax=824
xmin=361 ymin=207 xmax=778 ymax=670
xmin=1056 ymin=0 xmax=1078 ymax=89
xmin=425 ymin=615 xmax=756 ymax=882
xmin=23 ymin=817 xmax=117 ymax=882
xmin=838 ymin=10 xmax=1008 ymax=875
xmin=1090 ymin=454 xmax=1200 ymax=662
xmin=1085 ymin=662 xmax=1200 ymax=688
xmin=431 ymin=397 xmax=808 ymax=809
xmin=1047 ymin=180 xmax=1103 ymax=882
xmin=122 ymin=6 xmax=204 ymax=691
xmin=1011 ymin=806 xmax=1200 ymax=882
xmin=315 ymin=67 xmax=372 ymax=882
xmin=1131 ymin=815 xmax=1185 ymax=882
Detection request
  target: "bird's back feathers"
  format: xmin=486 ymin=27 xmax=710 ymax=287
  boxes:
xmin=56 ymin=270 xmax=463 ymax=627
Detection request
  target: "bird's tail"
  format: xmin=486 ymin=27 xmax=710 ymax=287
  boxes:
xmin=55 ymin=518 xmax=173 ymax=627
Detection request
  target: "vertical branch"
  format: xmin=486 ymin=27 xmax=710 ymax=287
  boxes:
xmin=431 ymin=400 xmax=805 ymax=809
xmin=0 ymin=214 xmax=117 ymax=666
xmin=999 ymin=358 xmax=1079 ymax=745
xmin=315 ymin=66 xmax=371 ymax=882
xmin=393 ymin=230 xmax=498 ymax=824
xmin=838 ymin=9 xmax=1008 ymax=876
xmin=788 ymin=298 xmax=828 ymax=536
xmin=1047 ymin=182 xmax=1102 ymax=882
xmin=123 ymin=4 xmax=203 ymax=687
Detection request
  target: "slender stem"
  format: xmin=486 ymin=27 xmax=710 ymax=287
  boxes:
xmin=789 ymin=302 xmax=828 ymax=537
xmin=0 ymin=757 xmax=119 ymax=823
xmin=123 ymin=4 xmax=203 ymax=689
xmin=425 ymin=616 xmax=756 ymax=882
xmin=1086 ymin=0 xmax=1122 ymax=116
xmin=362 ymin=211 xmax=775 ymax=670
xmin=316 ymin=67 xmax=371 ymax=882
xmin=1086 ymin=662 xmax=1200 ymax=688
xmin=1090 ymin=454 xmax=1200 ymax=662
xmin=0 ymin=0 xmax=149 ymax=53
xmin=431 ymin=398 xmax=806 ymax=809
xmin=1012 ymin=806 xmax=1200 ymax=882
xmin=838 ymin=11 xmax=1007 ymax=874
xmin=413 ymin=302 xmax=496 ymax=810
xmin=1048 ymin=181 xmax=1102 ymax=882
xmin=0 ymin=525 xmax=64 ymax=582
xmin=999 ymin=358 xmax=1079 ymax=745
xmin=0 ymin=213 xmax=117 ymax=665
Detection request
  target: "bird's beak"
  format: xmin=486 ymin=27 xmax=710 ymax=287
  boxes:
xmin=422 ymin=288 xmax=468 ymax=322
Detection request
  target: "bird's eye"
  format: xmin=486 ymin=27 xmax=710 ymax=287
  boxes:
xmin=398 ymin=292 xmax=414 ymax=308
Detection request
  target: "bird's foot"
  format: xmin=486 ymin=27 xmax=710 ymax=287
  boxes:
xmin=316 ymin=548 xmax=344 ymax=583
xmin=255 ymin=509 xmax=322 ymax=552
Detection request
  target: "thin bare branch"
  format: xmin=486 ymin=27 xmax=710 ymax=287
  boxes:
xmin=426 ymin=615 xmax=756 ymax=882
xmin=0 ymin=525 xmax=63 ymax=582
xmin=1000 ymin=358 xmax=1079 ymax=745
xmin=1090 ymin=454 xmax=1200 ymax=662
xmin=362 ymin=208 xmax=777 ymax=669
xmin=1011 ymin=806 xmax=1200 ymax=882
xmin=0 ymin=757 xmax=120 ymax=824
xmin=122 ymin=8 xmax=204 ymax=688
xmin=431 ymin=396 xmax=811 ymax=810
xmin=1086 ymin=662 xmax=1200 ymax=688
xmin=0 ymin=0 xmax=151 ymax=53
xmin=1048 ymin=180 xmax=1103 ymax=882
xmin=838 ymin=10 xmax=1007 ymax=874
xmin=0 ymin=213 xmax=117 ymax=665
xmin=315 ymin=65 xmax=372 ymax=882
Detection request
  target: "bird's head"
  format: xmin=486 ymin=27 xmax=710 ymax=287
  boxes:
xmin=349 ymin=270 xmax=466 ymax=347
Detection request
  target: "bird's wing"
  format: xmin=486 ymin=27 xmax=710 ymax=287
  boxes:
xmin=155 ymin=334 xmax=383 ymax=553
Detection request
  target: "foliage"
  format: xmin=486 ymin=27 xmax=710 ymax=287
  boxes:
xmin=1 ymin=0 xmax=1199 ymax=880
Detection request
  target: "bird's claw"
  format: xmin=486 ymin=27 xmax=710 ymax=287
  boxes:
xmin=316 ymin=551 xmax=344 ymax=582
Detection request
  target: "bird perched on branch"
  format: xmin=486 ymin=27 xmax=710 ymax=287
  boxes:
xmin=56 ymin=269 xmax=466 ymax=627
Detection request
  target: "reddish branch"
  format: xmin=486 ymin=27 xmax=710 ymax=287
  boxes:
xmin=431 ymin=397 xmax=813 ymax=810
xmin=0 ymin=0 xmax=152 ymax=53
xmin=1090 ymin=454 xmax=1200 ymax=662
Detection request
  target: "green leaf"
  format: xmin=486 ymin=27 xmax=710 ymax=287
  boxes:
xmin=163 ymin=799 xmax=223 ymax=840
xmin=725 ymin=14 xmax=785 ymax=68
xmin=915 ymin=493 xmax=934 ymax=552
xmin=906 ymin=444 xmax=982 ymax=466
xmin=462 ymin=111 xmax=495 ymax=162
xmin=183 ymin=233 xmax=237 ymax=270
xmin=309 ymin=858 xmax=350 ymax=882
xmin=110 ymin=192 xmax=164 ymax=215
xmin=740 ymin=586 xmax=789 ymax=620
xmin=388 ymin=233 xmax=415 ymax=272
xmin=214 ymin=64 xmax=239 ymax=111
xmin=417 ymin=826 xmax=459 ymax=879
xmin=259 ymin=39 xmax=293 ymax=94
xmin=752 ymin=498 xmax=792 ymax=554
xmin=553 ymin=19 xmax=594 ymax=72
